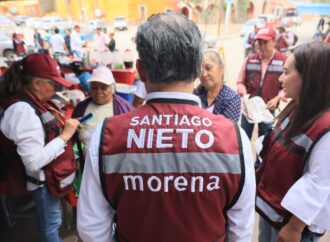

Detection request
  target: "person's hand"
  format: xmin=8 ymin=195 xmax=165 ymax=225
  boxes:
xmin=60 ymin=119 xmax=80 ymax=142
xmin=237 ymin=83 xmax=247 ymax=96
xmin=69 ymin=98 xmax=82 ymax=107
xmin=266 ymin=96 xmax=280 ymax=111
xmin=277 ymin=224 xmax=301 ymax=242
xmin=277 ymin=216 xmax=306 ymax=242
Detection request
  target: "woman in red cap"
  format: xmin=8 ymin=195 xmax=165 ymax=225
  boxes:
xmin=0 ymin=53 xmax=80 ymax=241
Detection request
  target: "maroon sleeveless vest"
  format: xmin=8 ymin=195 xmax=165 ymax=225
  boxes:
xmin=99 ymin=99 xmax=245 ymax=242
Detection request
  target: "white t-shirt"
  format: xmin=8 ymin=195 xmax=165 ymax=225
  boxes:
xmin=70 ymin=30 xmax=83 ymax=52
xmin=50 ymin=33 xmax=65 ymax=54
xmin=281 ymin=131 xmax=330 ymax=233
xmin=78 ymin=101 xmax=114 ymax=153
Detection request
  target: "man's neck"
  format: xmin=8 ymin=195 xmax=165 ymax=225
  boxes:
xmin=260 ymin=50 xmax=275 ymax=60
xmin=145 ymin=80 xmax=195 ymax=94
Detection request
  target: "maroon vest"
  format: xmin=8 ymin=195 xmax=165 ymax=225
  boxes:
xmin=256 ymin=111 xmax=330 ymax=229
xmin=245 ymin=52 xmax=286 ymax=102
xmin=100 ymin=99 xmax=245 ymax=242
xmin=276 ymin=36 xmax=289 ymax=53
xmin=0 ymin=95 xmax=76 ymax=197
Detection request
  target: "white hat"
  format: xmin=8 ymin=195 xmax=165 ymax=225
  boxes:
xmin=88 ymin=66 xmax=115 ymax=85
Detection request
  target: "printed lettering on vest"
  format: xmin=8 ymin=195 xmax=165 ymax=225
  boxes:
xmin=127 ymin=115 xmax=214 ymax=149
xmin=123 ymin=175 xmax=220 ymax=192
xmin=102 ymin=112 xmax=242 ymax=195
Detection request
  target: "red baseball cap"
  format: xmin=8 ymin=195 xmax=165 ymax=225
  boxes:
xmin=23 ymin=54 xmax=71 ymax=87
xmin=256 ymin=27 xmax=276 ymax=40
xmin=74 ymin=24 xmax=80 ymax=29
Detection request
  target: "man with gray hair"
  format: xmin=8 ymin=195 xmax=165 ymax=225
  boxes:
xmin=77 ymin=12 xmax=255 ymax=242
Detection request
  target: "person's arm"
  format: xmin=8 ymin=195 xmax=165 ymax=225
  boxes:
xmin=281 ymin=131 xmax=330 ymax=236
xmin=0 ymin=102 xmax=77 ymax=172
xmin=277 ymin=216 xmax=305 ymax=242
xmin=60 ymin=36 xmax=68 ymax=54
xmin=236 ymin=58 xmax=248 ymax=96
xmin=77 ymin=124 xmax=116 ymax=242
xmin=286 ymin=32 xmax=294 ymax=46
xmin=266 ymin=77 xmax=287 ymax=110
xmin=226 ymin=127 xmax=256 ymax=242
xmin=280 ymin=33 xmax=290 ymax=45
xmin=266 ymin=95 xmax=281 ymax=111
xmin=243 ymin=34 xmax=251 ymax=49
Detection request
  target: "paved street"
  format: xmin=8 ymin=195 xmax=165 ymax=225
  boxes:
xmin=1 ymin=16 xmax=330 ymax=242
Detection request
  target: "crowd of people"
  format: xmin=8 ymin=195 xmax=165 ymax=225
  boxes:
xmin=243 ymin=23 xmax=298 ymax=57
xmin=0 ymin=11 xmax=330 ymax=242
xmin=11 ymin=24 xmax=117 ymax=60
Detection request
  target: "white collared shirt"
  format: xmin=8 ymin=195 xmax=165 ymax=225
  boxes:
xmin=0 ymin=102 xmax=66 ymax=191
xmin=70 ymin=30 xmax=83 ymax=52
xmin=77 ymin=92 xmax=256 ymax=242
xmin=50 ymin=33 xmax=65 ymax=54
xmin=281 ymin=131 xmax=330 ymax=233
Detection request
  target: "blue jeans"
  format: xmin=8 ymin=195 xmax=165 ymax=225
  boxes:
xmin=72 ymin=50 xmax=81 ymax=59
xmin=31 ymin=186 xmax=62 ymax=242
xmin=259 ymin=217 xmax=321 ymax=242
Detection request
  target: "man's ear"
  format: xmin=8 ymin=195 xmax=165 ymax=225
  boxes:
xmin=136 ymin=59 xmax=147 ymax=83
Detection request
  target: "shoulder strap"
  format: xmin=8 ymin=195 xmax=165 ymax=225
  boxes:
xmin=224 ymin=122 xmax=245 ymax=211
xmin=98 ymin=118 xmax=117 ymax=208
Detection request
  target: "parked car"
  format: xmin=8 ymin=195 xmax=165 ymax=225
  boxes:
xmin=258 ymin=14 xmax=280 ymax=29
xmin=25 ymin=17 xmax=42 ymax=28
xmin=13 ymin=15 xmax=29 ymax=26
xmin=0 ymin=15 xmax=16 ymax=29
xmin=201 ymin=32 xmax=217 ymax=48
xmin=13 ymin=15 xmax=28 ymax=26
xmin=39 ymin=17 xmax=73 ymax=31
xmin=280 ymin=8 xmax=302 ymax=27
xmin=113 ymin=17 xmax=128 ymax=31
xmin=240 ymin=18 xmax=265 ymax=37
xmin=0 ymin=31 xmax=16 ymax=58
xmin=83 ymin=19 xmax=107 ymax=33
xmin=280 ymin=14 xmax=302 ymax=27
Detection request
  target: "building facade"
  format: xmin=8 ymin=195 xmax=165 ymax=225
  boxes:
xmin=55 ymin=0 xmax=179 ymax=22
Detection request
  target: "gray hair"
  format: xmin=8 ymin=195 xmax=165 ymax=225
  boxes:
xmin=204 ymin=50 xmax=224 ymax=67
xmin=135 ymin=12 xmax=203 ymax=83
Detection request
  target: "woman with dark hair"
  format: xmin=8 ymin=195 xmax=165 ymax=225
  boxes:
xmin=194 ymin=50 xmax=241 ymax=121
xmin=12 ymin=32 xmax=26 ymax=56
xmin=256 ymin=41 xmax=330 ymax=242
xmin=0 ymin=54 xmax=80 ymax=241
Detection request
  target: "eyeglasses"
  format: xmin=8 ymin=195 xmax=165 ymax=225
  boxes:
xmin=39 ymin=79 xmax=63 ymax=92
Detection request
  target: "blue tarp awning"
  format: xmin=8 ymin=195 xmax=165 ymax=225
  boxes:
xmin=291 ymin=2 xmax=330 ymax=16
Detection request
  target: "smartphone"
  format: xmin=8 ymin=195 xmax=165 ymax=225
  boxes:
xmin=80 ymin=113 xmax=93 ymax=125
